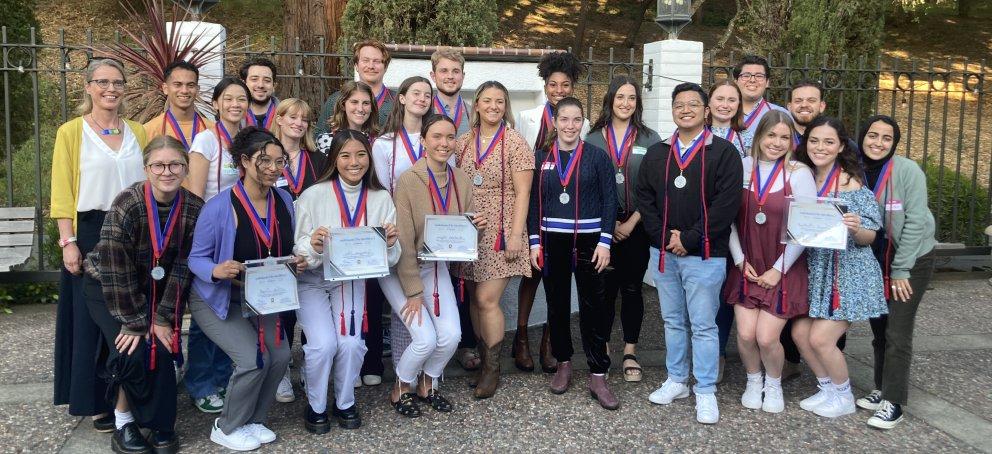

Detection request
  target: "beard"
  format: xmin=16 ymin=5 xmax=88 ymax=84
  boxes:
xmin=252 ymin=94 xmax=271 ymax=106
xmin=437 ymin=86 xmax=461 ymax=97
xmin=793 ymin=112 xmax=819 ymax=127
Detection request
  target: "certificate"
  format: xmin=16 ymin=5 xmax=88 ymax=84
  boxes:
xmin=324 ymin=226 xmax=390 ymax=282
xmin=243 ymin=256 xmax=300 ymax=315
xmin=418 ymin=214 xmax=478 ymax=262
xmin=784 ymin=198 xmax=849 ymax=250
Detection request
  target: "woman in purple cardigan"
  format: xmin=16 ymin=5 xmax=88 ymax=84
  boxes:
xmin=188 ymin=126 xmax=306 ymax=451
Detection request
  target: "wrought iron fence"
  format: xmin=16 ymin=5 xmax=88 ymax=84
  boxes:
xmin=0 ymin=28 xmax=652 ymax=280
xmin=705 ymin=52 xmax=990 ymax=250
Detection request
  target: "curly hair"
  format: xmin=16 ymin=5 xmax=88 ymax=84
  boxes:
xmin=230 ymin=126 xmax=286 ymax=171
xmin=537 ymin=51 xmax=583 ymax=83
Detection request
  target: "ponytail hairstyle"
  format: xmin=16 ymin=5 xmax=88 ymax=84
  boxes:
xmin=542 ymin=97 xmax=584 ymax=151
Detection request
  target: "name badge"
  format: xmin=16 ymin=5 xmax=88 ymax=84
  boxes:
xmin=632 ymin=146 xmax=647 ymax=156
xmin=885 ymin=200 xmax=904 ymax=211
xmin=541 ymin=162 xmax=556 ymax=170
xmin=275 ymin=178 xmax=288 ymax=188
xmin=221 ymin=163 xmax=240 ymax=176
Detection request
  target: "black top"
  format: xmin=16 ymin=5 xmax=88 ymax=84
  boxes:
xmin=231 ymin=189 xmax=295 ymax=263
xmin=635 ymin=134 xmax=743 ymax=258
xmin=278 ymin=149 xmax=326 ymax=200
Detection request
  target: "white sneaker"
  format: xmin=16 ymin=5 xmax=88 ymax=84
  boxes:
xmin=648 ymin=379 xmax=690 ymax=405
xmin=813 ymin=390 xmax=856 ymax=418
xmin=761 ymin=386 xmax=784 ymax=413
xmin=210 ymin=419 xmax=260 ymax=451
xmin=354 ymin=376 xmax=362 ymax=388
xmin=244 ymin=423 xmax=276 ymax=444
xmin=800 ymin=385 xmax=832 ymax=412
xmin=362 ymin=374 xmax=382 ymax=386
xmin=695 ymin=393 xmax=720 ymax=424
xmin=741 ymin=379 xmax=763 ymax=409
xmin=276 ymin=371 xmax=295 ymax=403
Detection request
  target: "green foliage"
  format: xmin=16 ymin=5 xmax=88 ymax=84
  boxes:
xmin=734 ymin=0 xmax=884 ymax=60
xmin=923 ymin=160 xmax=991 ymax=245
xmin=0 ymin=282 xmax=58 ymax=312
xmin=341 ymin=0 xmax=498 ymax=47
xmin=0 ymin=0 xmax=41 ymax=156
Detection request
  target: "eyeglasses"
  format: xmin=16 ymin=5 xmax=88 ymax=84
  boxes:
xmin=255 ymin=157 xmax=289 ymax=169
xmin=89 ymin=79 xmax=126 ymax=90
xmin=737 ymin=73 xmax=768 ymax=82
xmin=672 ymin=101 xmax=704 ymax=111
xmin=146 ymin=162 xmax=187 ymax=175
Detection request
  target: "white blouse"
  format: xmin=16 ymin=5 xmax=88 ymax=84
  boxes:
xmin=189 ymin=128 xmax=240 ymax=201
xmin=372 ymin=131 xmax=456 ymax=195
xmin=77 ymin=121 xmax=144 ymax=212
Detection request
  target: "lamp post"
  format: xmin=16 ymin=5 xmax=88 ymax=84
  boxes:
xmin=654 ymin=0 xmax=692 ymax=40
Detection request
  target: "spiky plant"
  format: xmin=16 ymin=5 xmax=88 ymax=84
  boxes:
xmin=94 ymin=0 xmax=223 ymax=122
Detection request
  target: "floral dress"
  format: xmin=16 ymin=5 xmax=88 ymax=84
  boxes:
xmin=806 ymin=187 xmax=888 ymax=321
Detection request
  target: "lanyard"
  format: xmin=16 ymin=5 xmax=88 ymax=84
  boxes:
xmin=606 ymin=123 xmax=635 ymax=169
xmin=232 ymin=180 xmax=277 ymax=254
xmin=245 ymin=98 xmax=277 ymax=129
xmin=434 ymin=94 xmax=466 ymax=130
xmin=475 ymin=122 xmax=505 ymax=169
xmin=163 ymin=109 xmax=202 ymax=150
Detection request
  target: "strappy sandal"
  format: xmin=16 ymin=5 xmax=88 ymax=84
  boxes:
xmin=418 ymin=390 xmax=454 ymax=413
xmin=622 ymin=354 xmax=643 ymax=382
xmin=391 ymin=392 xmax=422 ymax=418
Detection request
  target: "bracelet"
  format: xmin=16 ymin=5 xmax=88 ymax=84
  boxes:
xmin=58 ymin=236 xmax=77 ymax=248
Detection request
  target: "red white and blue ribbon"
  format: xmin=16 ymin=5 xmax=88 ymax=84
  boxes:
xmin=164 ymin=109 xmax=203 ymax=151
xmin=670 ymin=130 xmax=708 ymax=171
xmin=606 ymin=123 xmax=635 ymax=169
xmin=282 ymin=151 xmax=310 ymax=197
xmin=434 ymin=94 xmax=466 ymax=130
xmin=245 ymin=98 xmax=277 ymax=130
xmin=752 ymin=159 xmax=784 ymax=208
xmin=375 ymin=86 xmax=392 ymax=109
xmin=817 ymin=163 xmax=842 ymax=197
xmin=872 ymin=159 xmax=894 ymax=202
xmin=427 ymin=165 xmax=455 ymax=215
xmin=553 ymin=140 xmax=584 ymax=190
xmin=475 ymin=121 xmax=505 ymax=169
xmin=535 ymin=102 xmax=555 ymax=148
xmin=215 ymin=122 xmax=236 ymax=193
xmin=232 ymin=180 xmax=277 ymax=252
xmin=399 ymin=127 xmax=423 ymax=164
xmin=142 ymin=181 xmax=183 ymax=370
xmin=331 ymin=178 xmax=369 ymax=336
xmin=743 ymin=98 xmax=769 ymax=130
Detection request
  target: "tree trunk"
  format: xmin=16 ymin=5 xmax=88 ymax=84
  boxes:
xmin=621 ymin=0 xmax=652 ymax=49
xmin=958 ymin=0 xmax=974 ymax=18
xmin=281 ymin=0 xmax=328 ymax=109
xmin=573 ymin=0 xmax=592 ymax=51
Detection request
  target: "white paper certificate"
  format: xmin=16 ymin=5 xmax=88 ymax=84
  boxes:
xmin=324 ymin=226 xmax=390 ymax=282
xmin=419 ymin=214 xmax=478 ymax=261
xmin=785 ymin=199 xmax=849 ymax=250
xmin=243 ymin=256 xmax=300 ymax=315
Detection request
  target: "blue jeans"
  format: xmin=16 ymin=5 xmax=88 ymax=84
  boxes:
xmin=184 ymin=318 xmax=233 ymax=399
xmin=649 ymin=248 xmax=725 ymax=394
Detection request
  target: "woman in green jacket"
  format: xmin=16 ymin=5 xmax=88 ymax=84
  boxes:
xmin=854 ymin=115 xmax=936 ymax=430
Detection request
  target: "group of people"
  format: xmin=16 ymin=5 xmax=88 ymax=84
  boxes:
xmin=50 ymin=40 xmax=936 ymax=453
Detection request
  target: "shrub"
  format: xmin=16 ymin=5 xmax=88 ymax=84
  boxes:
xmin=923 ymin=159 xmax=991 ymax=245
xmin=0 ymin=0 xmax=41 ymax=156
xmin=341 ymin=0 xmax=498 ymax=47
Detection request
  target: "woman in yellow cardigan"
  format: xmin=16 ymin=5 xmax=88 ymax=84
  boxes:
xmin=51 ymin=58 xmax=148 ymax=431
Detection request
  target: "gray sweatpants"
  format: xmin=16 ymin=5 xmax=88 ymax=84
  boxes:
xmin=189 ymin=294 xmax=291 ymax=435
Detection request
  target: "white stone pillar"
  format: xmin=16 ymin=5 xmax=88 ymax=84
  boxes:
xmin=168 ymin=22 xmax=226 ymax=109
xmin=642 ymin=39 xmax=704 ymax=138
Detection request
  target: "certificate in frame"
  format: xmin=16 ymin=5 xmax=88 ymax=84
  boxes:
xmin=324 ymin=226 xmax=390 ymax=282
xmin=243 ymin=256 xmax=300 ymax=316
xmin=418 ymin=214 xmax=479 ymax=262
xmin=783 ymin=197 xmax=849 ymax=250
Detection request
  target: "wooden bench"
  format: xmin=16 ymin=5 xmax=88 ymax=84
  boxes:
xmin=0 ymin=207 xmax=36 ymax=272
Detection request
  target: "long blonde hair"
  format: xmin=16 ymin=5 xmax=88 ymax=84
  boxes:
xmin=273 ymin=98 xmax=317 ymax=152
xmin=76 ymin=59 xmax=127 ymax=116
xmin=750 ymin=110 xmax=796 ymax=162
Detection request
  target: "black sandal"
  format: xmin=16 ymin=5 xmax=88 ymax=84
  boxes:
xmin=391 ymin=392 xmax=422 ymax=418
xmin=419 ymin=390 xmax=453 ymax=412
xmin=622 ymin=354 xmax=643 ymax=382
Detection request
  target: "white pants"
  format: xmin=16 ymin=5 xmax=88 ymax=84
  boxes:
xmin=296 ymin=279 xmax=368 ymax=413
xmin=379 ymin=263 xmax=461 ymax=384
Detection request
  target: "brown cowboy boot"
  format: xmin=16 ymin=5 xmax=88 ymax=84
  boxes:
xmin=539 ymin=324 xmax=558 ymax=373
xmin=469 ymin=337 xmax=485 ymax=388
xmin=474 ymin=342 xmax=502 ymax=399
xmin=512 ymin=326 xmax=534 ymax=371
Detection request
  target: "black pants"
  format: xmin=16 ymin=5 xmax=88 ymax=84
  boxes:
xmin=870 ymin=251 xmax=935 ymax=405
xmin=603 ymin=221 xmax=649 ymax=345
xmin=53 ymin=210 xmax=111 ymax=416
xmin=84 ymin=278 xmax=177 ymax=433
xmin=360 ymin=280 xmax=386 ymax=376
xmin=542 ymin=232 xmax=614 ymax=374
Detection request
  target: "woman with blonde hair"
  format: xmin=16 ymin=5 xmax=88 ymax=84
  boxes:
xmin=52 ymin=58 xmax=148 ymax=432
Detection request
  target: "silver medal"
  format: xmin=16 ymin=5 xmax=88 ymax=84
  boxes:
xmin=754 ymin=211 xmax=767 ymax=225
xmin=673 ymin=174 xmax=687 ymax=189
xmin=559 ymin=192 xmax=570 ymax=205
xmin=151 ymin=266 xmax=165 ymax=281
xmin=473 ymin=174 xmax=484 ymax=186
xmin=615 ymin=172 xmax=625 ymax=184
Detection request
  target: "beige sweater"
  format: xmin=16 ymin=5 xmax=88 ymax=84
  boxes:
xmin=393 ymin=159 xmax=476 ymax=298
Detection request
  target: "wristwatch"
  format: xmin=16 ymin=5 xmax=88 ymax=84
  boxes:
xmin=58 ymin=236 xmax=77 ymax=248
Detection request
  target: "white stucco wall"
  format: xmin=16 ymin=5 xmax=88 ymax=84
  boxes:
xmin=168 ymin=22 xmax=226 ymax=108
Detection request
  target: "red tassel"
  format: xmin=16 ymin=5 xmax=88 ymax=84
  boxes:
xmin=434 ymin=291 xmax=440 ymax=316
xmin=149 ymin=339 xmax=157 ymax=371
xmin=274 ymin=317 xmax=282 ymax=347
xmin=459 ymin=278 xmax=465 ymax=303
xmin=883 ymin=276 xmax=891 ymax=300
xmin=831 ymin=287 xmax=841 ymax=311
xmin=658 ymin=238 xmax=666 ymax=273
xmin=493 ymin=230 xmax=505 ymax=251
xmin=704 ymin=237 xmax=711 ymax=260
xmin=537 ymin=249 xmax=544 ymax=269
xmin=340 ymin=309 xmax=346 ymax=335
xmin=258 ymin=325 xmax=266 ymax=353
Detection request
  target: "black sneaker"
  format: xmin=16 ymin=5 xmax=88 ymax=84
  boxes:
xmin=867 ymin=400 xmax=903 ymax=429
xmin=304 ymin=404 xmax=331 ymax=435
xmin=93 ymin=414 xmax=116 ymax=433
xmin=333 ymin=404 xmax=362 ymax=430
xmin=856 ymin=389 xmax=883 ymax=411
xmin=111 ymin=422 xmax=152 ymax=454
